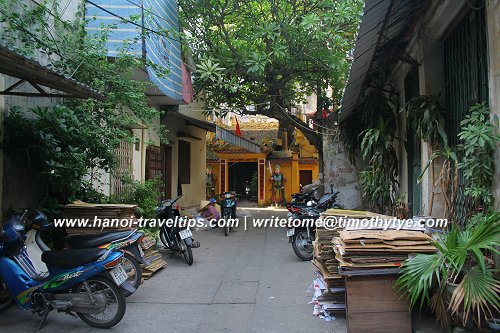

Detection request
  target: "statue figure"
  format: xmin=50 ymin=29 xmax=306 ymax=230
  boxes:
xmin=206 ymin=167 xmax=216 ymax=199
xmin=270 ymin=164 xmax=286 ymax=207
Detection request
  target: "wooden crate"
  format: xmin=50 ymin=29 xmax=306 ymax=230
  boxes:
xmin=346 ymin=275 xmax=411 ymax=333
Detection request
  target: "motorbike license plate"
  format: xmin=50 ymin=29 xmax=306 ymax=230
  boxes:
xmin=287 ymin=228 xmax=295 ymax=237
xmin=179 ymin=229 xmax=193 ymax=240
xmin=110 ymin=264 xmax=128 ymax=286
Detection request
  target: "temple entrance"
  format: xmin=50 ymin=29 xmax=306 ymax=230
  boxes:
xmin=228 ymin=161 xmax=258 ymax=201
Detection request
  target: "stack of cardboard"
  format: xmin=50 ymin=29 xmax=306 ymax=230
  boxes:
xmin=310 ymin=272 xmax=346 ymax=320
xmin=313 ymin=226 xmax=343 ymax=283
xmin=63 ymin=202 xmax=137 ymax=235
xmin=311 ymin=225 xmax=345 ymax=315
xmin=140 ymin=235 xmax=167 ymax=280
xmin=333 ymin=230 xmax=436 ymax=276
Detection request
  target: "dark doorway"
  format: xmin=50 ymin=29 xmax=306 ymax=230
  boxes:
xmin=228 ymin=162 xmax=258 ymax=199
xmin=162 ymin=145 xmax=172 ymax=199
xmin=299 ymin=170 xmax=313 ymax=187
xmin=404 ymin=66 xmax=421 ymax=216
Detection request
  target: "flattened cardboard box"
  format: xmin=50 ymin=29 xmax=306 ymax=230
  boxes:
xmin=340 ymin=230 xmax=432 ymax=242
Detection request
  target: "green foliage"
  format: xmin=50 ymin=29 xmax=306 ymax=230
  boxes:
xmin=397 ymin=212 xmax=500 ymax=328
xmin=0 ymin=0 xmax=168 ymax=206
xmin=458 ymin=103 xmax=500 ymax=209
xmin=179 ymin=0 xmax=364 ymax=149
xmin=110 ymin=178 xmax=162 ymax=219
xmin=3 ymin=105 xmax=117 ymax=202
xmin=357 ymin=89 xmax=399 ymax=213
xmin=338 ymin=114 xmax=365 ymax=164
xmin=400 ymin=95 xmax=448 ymax=148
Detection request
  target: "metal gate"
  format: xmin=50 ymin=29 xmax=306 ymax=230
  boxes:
xmin=444 ymin=6 xmax=488 ymax=221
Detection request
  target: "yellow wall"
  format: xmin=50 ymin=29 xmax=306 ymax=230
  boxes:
xmin=210 ymin=151 xmax=319 ymax=206
xmin=295 ymin=129 xmax=319 ymax=158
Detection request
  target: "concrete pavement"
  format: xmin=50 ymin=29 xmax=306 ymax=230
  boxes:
xmin=0 ymin=208 xmax=345 ymax=333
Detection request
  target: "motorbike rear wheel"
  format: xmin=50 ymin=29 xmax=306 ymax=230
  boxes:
xmin=77 ymin=276 xmax=126 ymax=329
xmin=0 ymin=276 xmax=13 ymax=313
xmin=292 ymin=230 xmax=314 ymax=261
xmin=121 ymin=253 xmax=142 ymax=297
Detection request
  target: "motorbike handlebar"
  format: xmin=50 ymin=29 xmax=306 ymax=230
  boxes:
xmin=159 ymin=195 xmax=182 ymax=207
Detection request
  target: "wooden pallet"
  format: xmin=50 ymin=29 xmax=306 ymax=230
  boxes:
xmin=140 ymin=236 xmax=167 ymax=280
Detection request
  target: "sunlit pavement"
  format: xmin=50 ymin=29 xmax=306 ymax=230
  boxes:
xmin=0 ymin=208 xmax=344 ymax=333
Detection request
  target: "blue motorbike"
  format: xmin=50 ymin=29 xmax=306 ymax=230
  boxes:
xmin=0 ymin=210 xmax=129 ymax=329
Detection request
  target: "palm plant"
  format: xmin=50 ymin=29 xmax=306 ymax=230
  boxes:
xmin=397 ymin=212 xmax=500 ymax=328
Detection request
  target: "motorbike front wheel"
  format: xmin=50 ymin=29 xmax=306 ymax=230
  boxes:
xmin=0 ymin=276 xmax=13 ymax=313
xmin=159 ymin=229 xmax=170 ymax=249
xmin=292 ymin=230 xmax=314 ymax=261
xmin=76 ymin=276 xmax=126 ymax=329
xmin=178 ymin=238 xmax=193 ymax=265
xmin=223 ymin=210 xmax=231 ymax=236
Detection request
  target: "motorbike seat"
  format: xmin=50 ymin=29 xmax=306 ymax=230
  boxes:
xmin=66 ymin=230 xmax=133 ymax=249
xmin=41 ymin=248 xmax=108 ymax=269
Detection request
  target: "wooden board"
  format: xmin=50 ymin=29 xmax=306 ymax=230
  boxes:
xmin=347 ymin=311 xmax=411 ymax=333
xmin=346 ymin=275 xmax=408 ymax=313
xmin=345 ymin=275 xmax=411 ymax=333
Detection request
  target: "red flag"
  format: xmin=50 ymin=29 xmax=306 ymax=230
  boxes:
xmin=235 ymin=117 xmax=242 ymax=136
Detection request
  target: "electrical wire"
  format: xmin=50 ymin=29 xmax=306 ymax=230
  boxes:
xmin=84 ymin=0 xmax=198 ymax=72
xmin=277 ymin=104 xmax=341 ymax=136
xmin=85 ymin=0 xmax=180 ymax=43
xmin=32 ymin=0 xmax=196 ymax=73
xmin=122 ymin=0 xmax=177 ymax=28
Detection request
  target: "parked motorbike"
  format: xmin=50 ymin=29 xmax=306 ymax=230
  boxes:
xmin=0 ymin=210 xmax=129 ymax=329
xmin=218 ymin=192 xmax=237 ymax=236
xmin=157 ymin=196 xmax=199 ymax=265
xmin=287 ymin=210 xmax=321 ymax=261
xmin=286 ymin=190 xmax=343 ymax=261
xmin=23 ymin=211 xmax=146 ymax=298
xmin=290 ymin=187 xmax=318 ymax=204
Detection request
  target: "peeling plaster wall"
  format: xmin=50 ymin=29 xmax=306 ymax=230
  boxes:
xmin=323 ymin=134 xmax=363 ymax=210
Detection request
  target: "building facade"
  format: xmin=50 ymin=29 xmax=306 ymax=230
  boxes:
xmin=86 ymin=0 xmax=211 ymax=209
xmin=338 ymin=0 xmax=500 ymax=217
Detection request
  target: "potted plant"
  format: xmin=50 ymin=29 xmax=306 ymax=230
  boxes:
xmin=397 ymin=212 xmax=500 ymax=329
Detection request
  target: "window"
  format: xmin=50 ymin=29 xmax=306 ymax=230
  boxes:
xmin=146 ymin=146 xmax=162 ymax=180
xmin=178 ymin=140 xmax=191 ymax=184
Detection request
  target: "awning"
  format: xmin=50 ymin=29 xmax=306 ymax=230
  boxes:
xmin=0 ymin=44 xmax=105 ymax=100
xmin=215 ymin=126 xmax=261 ymax=153
xmin=167 ymin=110 xmax=216 ymax=132
xmin=338 ymin=0 xmax=428 ymax=122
